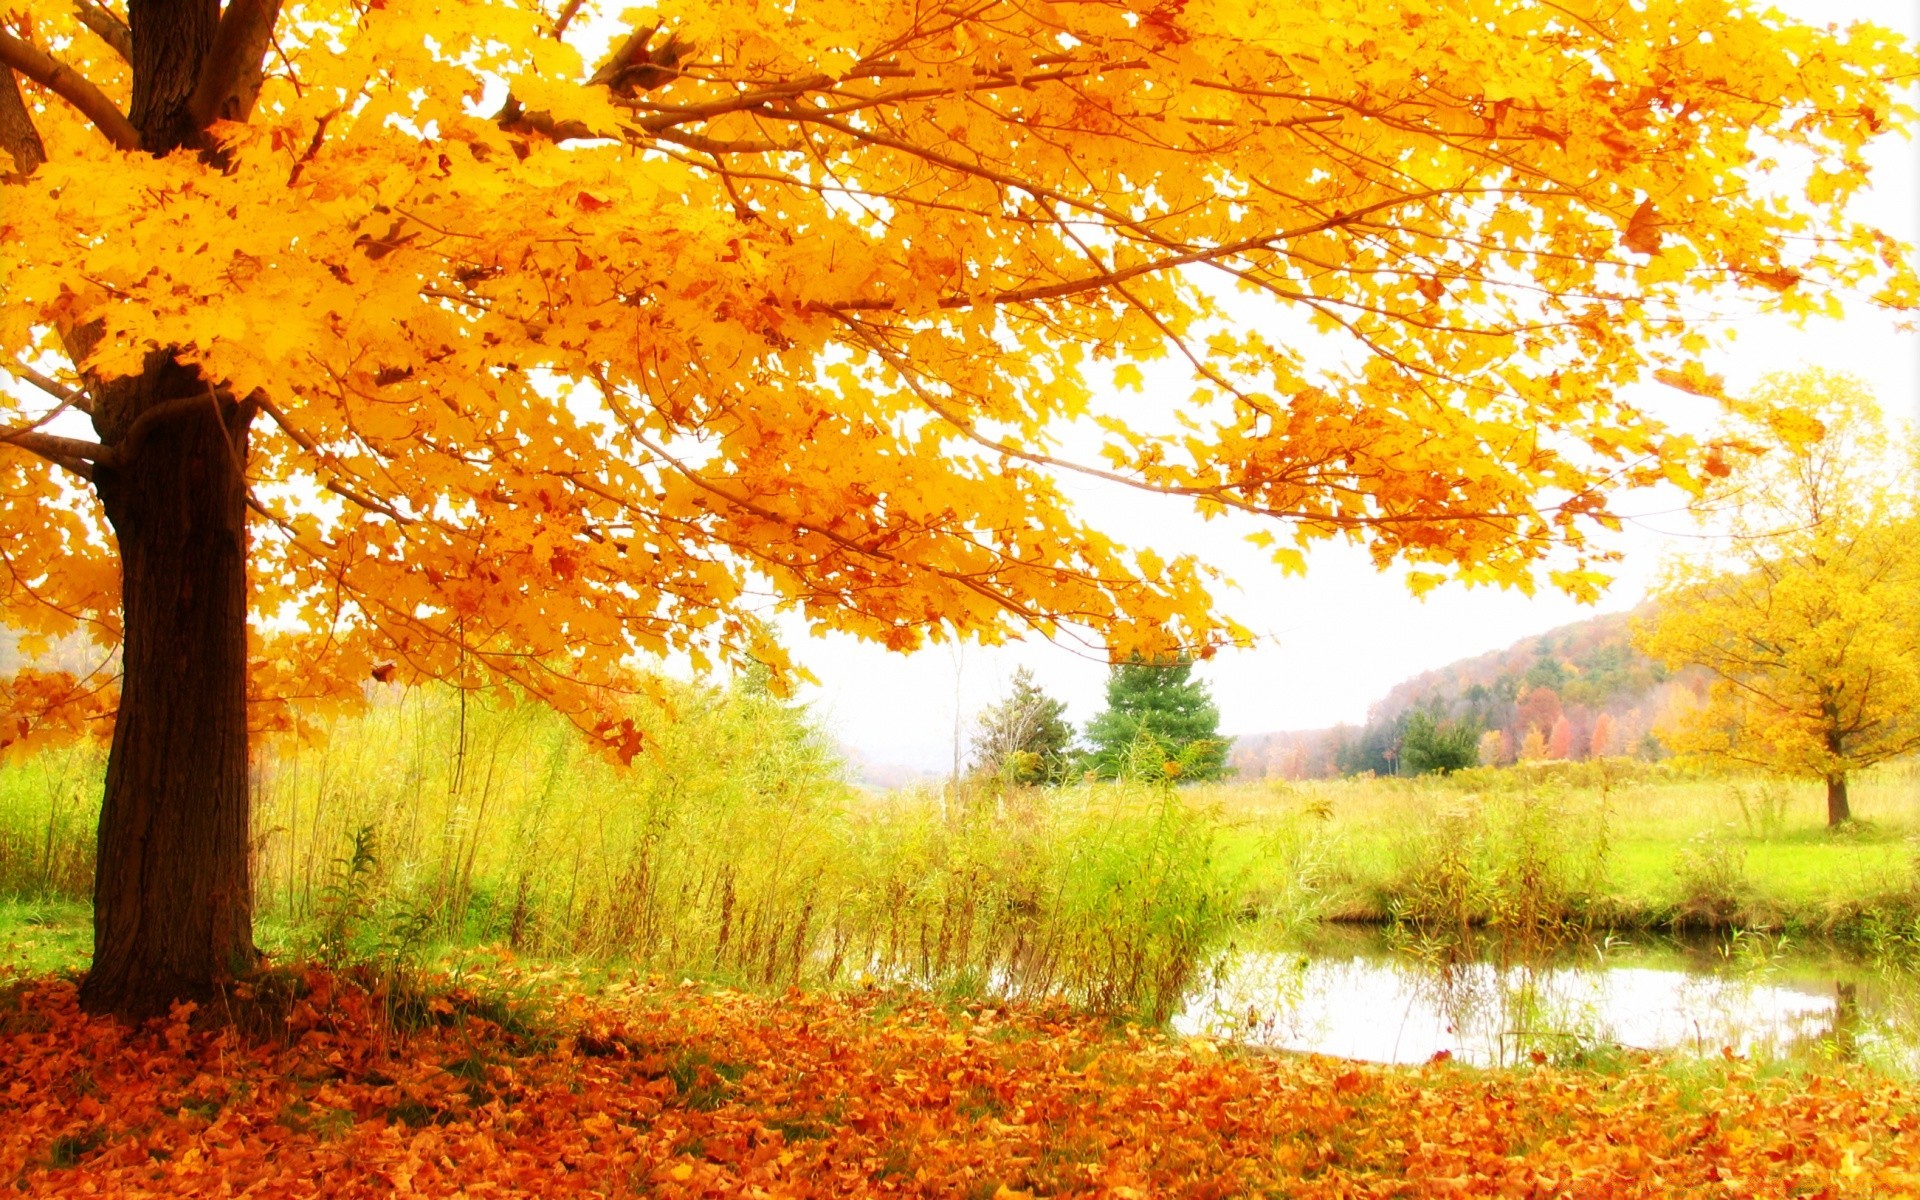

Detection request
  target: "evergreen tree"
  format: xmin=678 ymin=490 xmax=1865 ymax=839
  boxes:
xmin=1399 ymin=711 xmax=1483 ymax=775
xmin=1083 ymin=657 xmax=1229 ymax=781
xmin=970 ymin=667 xmax=1076 ymax=786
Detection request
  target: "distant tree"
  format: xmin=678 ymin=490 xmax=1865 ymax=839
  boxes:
xmin=1335 ymin=713 xmax=1402 ymax=777
xmin=970 ymin=667 xmax=1075 ymax=787
xmin=1084 ymin=657 xmax=1228 ymax=781
xmin=1518 ymin=727 xmax=1552 ymax=762
xmin=1478 ymin=729 xmax=1512 ymax=767
xmin=1400 ymin=712 xmax=1482 ymax=775
xmin=1639 ymin=371 xmax=1920 ymax=826
xmin=1548 ymin=716 xmax=1575 ymax=760
xmin=1524 ymin=657 xmax=1570 ymax=691
xmin=1515 ymin=687 xmax=1563 ymax=741
xmin=1589 ymin=713 xmax=1619 ymax=758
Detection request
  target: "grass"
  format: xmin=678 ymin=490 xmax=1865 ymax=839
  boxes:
xmin=0 ymin=900 xmax=90 ymax=975
xmin=2 ymin=684 xmax=1917 ymax=1018
xmin=1199 ymin=759 xmax=1920 ymax=935
xmin=0 ymin=683 xmax=1240 ymax=1021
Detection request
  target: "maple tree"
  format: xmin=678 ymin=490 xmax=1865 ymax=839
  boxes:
xmin=1639 ymin=370 xmax=1920 ymax=826
xmin=0 ymin=0 xmax=1913 ymax=1015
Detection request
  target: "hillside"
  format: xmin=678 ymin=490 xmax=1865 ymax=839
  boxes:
xmin=1232 ymin=607 xmax=1707 ymax=780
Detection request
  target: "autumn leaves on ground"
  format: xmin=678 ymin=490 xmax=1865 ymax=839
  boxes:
xmin=4 ymin=968 xmax=1916 ymax=1199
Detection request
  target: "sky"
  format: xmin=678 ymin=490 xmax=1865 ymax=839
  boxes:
xmin=794 ymin=0 xmax=1920 ymax=776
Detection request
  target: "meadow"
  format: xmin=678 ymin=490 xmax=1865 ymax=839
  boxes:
xmin=3 ymin=682 xmax=1918 ymax=1023
xmin=1200 ymin=761 xmax=1920 ymax=936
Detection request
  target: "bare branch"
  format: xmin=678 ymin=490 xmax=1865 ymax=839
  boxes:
xmin=550 ymin=0 xmax=588 ymax=38
xmin=8 ymin=365 xmax=93 ymax=415
xmin=0 ymin=30 xmax=139 ymax=150
xmin=73 ymin=0 xmax=132 ymax=63
xmin=187 ymin=0 xmax=284 ymax=128
xmin=2 ymin=428 xmax=107 ymax=479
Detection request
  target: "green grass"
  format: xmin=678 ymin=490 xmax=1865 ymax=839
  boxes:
xmin=0 ymin=900 xmax=91 ymax=975
xmin=1199 ymin=760 xmax=1920 ymax=934
xmin=3 ymin=686 xmax=1916 ymax=1007
xmin=0 ymin=683 xmax=1239 ymax=1021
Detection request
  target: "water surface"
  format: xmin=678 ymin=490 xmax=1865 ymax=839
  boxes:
xmin=1176 ymin=928 xmax=1916 ymax=1071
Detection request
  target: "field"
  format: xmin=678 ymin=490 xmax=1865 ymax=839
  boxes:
xmin=1198 ymin=762 xmax=1920 ymax=934
xmin=4 ymin=684 xmax=1919 ymax=1015
xmin=5 ymin=690 xmax=1920 ymax=1193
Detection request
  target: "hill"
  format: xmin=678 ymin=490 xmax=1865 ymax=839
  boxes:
xmin=1232 ymin=607 xmax=1707 ymax=780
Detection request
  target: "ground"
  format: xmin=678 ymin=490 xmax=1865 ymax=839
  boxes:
xmin=3 ymin=967 xmax=1917 ymax=1197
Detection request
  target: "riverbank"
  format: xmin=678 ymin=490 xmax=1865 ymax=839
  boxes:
xmin=4 ymin=969 xmax=1917 ymax=1197
xmin=1208 ymin=761 xmax=1920 ymax=941
xmin=5 ymin=737 xmax=1919 ymax=1019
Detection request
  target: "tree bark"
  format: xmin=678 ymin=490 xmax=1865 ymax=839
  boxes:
xmin=60 ymin=0 xmax=274 ymax=1020
xmin=78 ymin=354 xmax=258 ymax=1018
xmin=0 ymin=68 xmax=47 ymax=177
xmin=1826 ymin=773 xmax=1851 ymax=827
xmin=128 ymin=0 xmax=219 ymax=154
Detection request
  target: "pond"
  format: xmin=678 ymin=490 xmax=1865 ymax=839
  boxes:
xmin=1174 ymin=926 xmax=1920 ymax=1072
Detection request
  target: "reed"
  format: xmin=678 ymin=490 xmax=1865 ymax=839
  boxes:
xmin=3 ymin=688 xmax=1916 ymax=1012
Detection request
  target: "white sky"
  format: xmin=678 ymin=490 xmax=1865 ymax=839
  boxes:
xmin=796 ymin=0 xmax=1920 ymax=774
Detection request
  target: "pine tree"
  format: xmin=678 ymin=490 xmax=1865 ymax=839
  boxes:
xmin=1400 ymin=711 xmax=1482 ymax=775
xmin=1083 ymin=658 xmax=1229 ymax=781
xmin=970 ymin=667 xmax=1075 ymax=787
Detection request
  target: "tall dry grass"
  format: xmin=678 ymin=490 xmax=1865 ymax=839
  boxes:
xmin=0 ymin=681 xmax=1246 ymax=1020
xmin=5 ymin=697 xmax=1917 ymax=1012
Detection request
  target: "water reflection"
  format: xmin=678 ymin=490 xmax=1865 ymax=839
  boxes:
xmin=1175 ymin=930 xmax=1920 ymax=1071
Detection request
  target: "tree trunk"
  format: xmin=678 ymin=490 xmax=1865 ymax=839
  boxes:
xmin=67 ymin=0 xmax=264 ymax=1021
xmin=78 ymin=355 xmax=257 ymax=1019
xmin=1826 ymin=773 xmax=1851 ymax=828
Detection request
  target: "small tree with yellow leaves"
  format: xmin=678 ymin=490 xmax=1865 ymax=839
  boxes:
xmin=1639 ymin=370 xmax=1920 ymax=826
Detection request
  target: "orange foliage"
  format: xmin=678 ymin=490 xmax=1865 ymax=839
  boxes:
xmin=4 ymin=973 xmax=1918 ymax=1197
xmin=1548 ymin=716 xmax=1574 ymax=761
xmin=1590 ymin=713 xmax=1618 ymax=759
xmin=2 ymin=0 xmax=1917 ymax=745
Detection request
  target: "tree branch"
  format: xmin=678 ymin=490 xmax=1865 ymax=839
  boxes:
xmin=255 ymin=394 xmax=417 ymax=525
xmin=648 ymin=126 xmax=782 ymax=155
xmin=550 ymin=0 xmax=588 ymax=38
xmin=8 ymin=364 xmax=93 ymax=415
xmin=73 ymin=0 xmax=133 ymax=63
xmin=0 ymin=68 xmax=47 ymax=176
xmin=1 ymin=428 xmax=107 ymax=479
xmin=0 ymin=31 xmax=139 ymax=150
xmin=187 ymin=0 xmax=284 ymax=128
